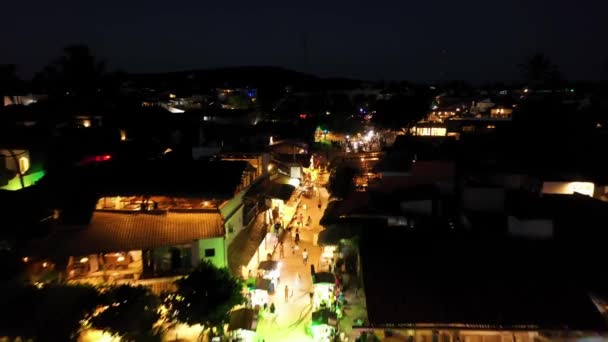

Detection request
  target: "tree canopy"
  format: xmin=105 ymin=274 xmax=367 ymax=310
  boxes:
xmin=328 ymin=166 xmax=357 ymax=199
xmin=168 ymin=260 xmax=245 ymax=329
xmin=91 ymin=285 xmax=162 ymax=341
xmin=0 ymin=283 xmax=100 ymax=341
xmin=520 ymin=53 xmax=561 ymax=87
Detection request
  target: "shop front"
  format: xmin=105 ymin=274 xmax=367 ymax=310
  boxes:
xmin=245 ymin=278 xmax=272 ymax=308
xmin=258 ymin=260 xmax=281 ymax=292
xmin=319 ymin=245 xmax=337 ymax=272
xmin=310 ymin=309 xmax=338 ymax=342
xmin=313 ymin=272 xmax=336 ymax=312
xmin=228 ymin=308 xmax=259 ymax=342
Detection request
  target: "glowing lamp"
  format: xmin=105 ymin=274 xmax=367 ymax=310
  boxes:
xmin=79 ymin=257 xmax=89 ymax=263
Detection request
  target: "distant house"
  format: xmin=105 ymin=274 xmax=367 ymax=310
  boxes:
xmin=0 ymin=127 xmax=48 ymax=191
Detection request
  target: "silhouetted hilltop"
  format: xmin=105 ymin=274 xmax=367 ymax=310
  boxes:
xmin=127 ymin=66 xmax=366 ymax=91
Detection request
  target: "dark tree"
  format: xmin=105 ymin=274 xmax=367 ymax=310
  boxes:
xmin=328 ymin=166 xmax=357 ymax=199
xmin=168 ymin=260 xmax=245 ymax=338
xmin=373 ymin=94 xmax=429 ymax=130
xmin=91 ymin=285 xmax=162 ymax=341
xmin=35 ymin=45 xmax=108 ymax=102
xmin=520 ymin=53 xmax=561 ymax=87
xmin=0 ymin=284 xmax=100 ymax=342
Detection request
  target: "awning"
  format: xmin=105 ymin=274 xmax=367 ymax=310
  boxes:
xmin=229 ymin=308 xmax=258 ymax=332
xmin=258 ymin=260 xmax=279 ymax=271
xmin=254 ymin=278 xmax=272 ymax=291
xmin=313 ymin=272 xmax=335 ymax=284
xmin=246 ymin=175 xmax=296 ymax=202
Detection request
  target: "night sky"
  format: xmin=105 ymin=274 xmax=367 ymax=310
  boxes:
xmin=3 ymin=0 xmax=608 ymax=82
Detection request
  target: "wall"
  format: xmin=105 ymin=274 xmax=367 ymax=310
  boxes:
xmin=508 ymin=216 xmax=553 ymax=239
xmin=221 ymin=193 xmax=245 ymax=247
xmin=463 ymin=187 xmax=505 ymax=213
xmin=197 ymin=237 xmax=227 ymax=269
xmin=400 ymin=200 xmax=433 ymax=215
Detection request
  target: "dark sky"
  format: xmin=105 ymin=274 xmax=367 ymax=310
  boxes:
xmin=3 ymin=0 xmax=608 ymax=82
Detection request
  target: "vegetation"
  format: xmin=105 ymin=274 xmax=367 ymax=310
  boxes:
xmin=373 ymin=94 xmax=431 ymax=129
xmin=328 ymin=166 xmax=357 ymax=199
xmin=520 ymin=53 xmax=561 ymax=88
xmin=91 ymin=285 xmax=162 ymax=341
xmin=0 ymin=259 xmax=244 ymax=341
xmin=0 ymin=283 xmax=100 ymax=342
xmin=167 ymin=260 xmax=245 ymax=338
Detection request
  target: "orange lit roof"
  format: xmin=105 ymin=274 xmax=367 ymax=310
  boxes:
xmin=34 ymin=211 xmax=224 ymax=257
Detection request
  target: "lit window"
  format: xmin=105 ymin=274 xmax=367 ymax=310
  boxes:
xmin=18 ymin=157 xmax=30 ymax=174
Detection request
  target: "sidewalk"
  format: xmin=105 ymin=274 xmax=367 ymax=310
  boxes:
xmin=256 ymin=185 xmax=330 ymax=342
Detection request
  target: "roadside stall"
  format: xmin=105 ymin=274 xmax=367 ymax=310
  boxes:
xmin=248 ymin=278 xmax=271 ymax=307
xmin=319 ymin=245 xmax=337 ymax=272
xmin=310 ymin=308 xmax=338 ymax=342
xmin=228 ymin=308 xmax=258 ymax=342
xmin=258 ymin=260 xmax=281 ymax=291
xmin=312 ymin=272 xmax=336 ymax=311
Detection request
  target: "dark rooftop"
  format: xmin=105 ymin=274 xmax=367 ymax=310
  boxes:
xmin=43 ymin=159 xmax=250 ymax=200
xmin=360 ymin=228 xmax=607 ymax=331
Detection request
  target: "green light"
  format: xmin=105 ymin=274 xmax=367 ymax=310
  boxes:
xmin=1 ymin=170 xmax=46 ymax=191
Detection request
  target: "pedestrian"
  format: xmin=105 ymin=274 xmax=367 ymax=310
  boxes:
xmin=302 ymin=248 xmax=309 ymax=265
xmin=279 ymin=242 xmax=284 ymax=258
xmin=295 ymin=232 xmax=300 ymax=245
xmin=284 ymin=285 xmax=289 ymax=303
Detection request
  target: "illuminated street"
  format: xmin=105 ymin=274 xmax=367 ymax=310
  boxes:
xmin=255 ymin=177 xmax=329 ymax=342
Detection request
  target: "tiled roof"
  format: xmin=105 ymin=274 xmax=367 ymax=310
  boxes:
xmin=39 ymin=211 xmax=224 ymax=256
xmin=360 ymin=228 xmax=608 ymax=331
